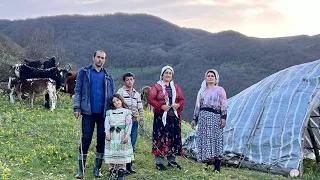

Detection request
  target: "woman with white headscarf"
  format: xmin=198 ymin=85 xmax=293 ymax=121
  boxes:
xmin=191 ymin=69 xmax=227 ymax=172
xmin=148 ymin=65 xmax=185 ymax=171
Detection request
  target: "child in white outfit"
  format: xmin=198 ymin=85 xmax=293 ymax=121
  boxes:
xmin=104 ymin=94 xmax=134 ymax=179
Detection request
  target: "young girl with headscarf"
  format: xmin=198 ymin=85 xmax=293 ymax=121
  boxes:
xmin=191 ymin=69 xmax=227 ymax=172
xmin=148 ymin=65 xmax=185 ymax=171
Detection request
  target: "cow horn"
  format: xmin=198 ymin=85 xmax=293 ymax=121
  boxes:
xmin=67 ymin=63 xmax=72 ymax=71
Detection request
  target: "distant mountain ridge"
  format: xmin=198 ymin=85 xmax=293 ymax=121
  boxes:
xmin=0 ymin=13 xmax=319 ymax=119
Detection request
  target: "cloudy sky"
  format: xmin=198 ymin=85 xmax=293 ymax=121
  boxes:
xmin=0 ymin=0 xmax=318 ymax=38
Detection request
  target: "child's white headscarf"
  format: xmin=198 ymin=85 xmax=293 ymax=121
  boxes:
xmin=157 ymin=65 xmax=178 ymax=126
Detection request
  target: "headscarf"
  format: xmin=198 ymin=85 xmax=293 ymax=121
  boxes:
xmin=157 ymin=65 xmax=178 ymax=126
xmin=195 ymin=69 xmax=220 ymax=109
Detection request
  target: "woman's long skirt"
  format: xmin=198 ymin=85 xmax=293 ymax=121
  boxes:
xmin=196 ymin=110 xmax=223 ymax=162
xmin=152 ymin=113 xmax=182 ymax=157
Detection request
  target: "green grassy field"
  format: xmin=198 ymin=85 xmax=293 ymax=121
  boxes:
xmin=109 ymin=66 xmax=161 ymax=79
xmin=0 ymin=90 xmax=319 ymax=179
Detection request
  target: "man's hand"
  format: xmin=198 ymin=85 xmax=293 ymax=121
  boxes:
xmin=161 ymin=105 xmax=171 ymax=112
xmin=74 ymin=112 xmax=80 ymax=119
xmin=191 ymin=120 xmax=196 ymax=130
xmin=220 ymin=119 xmax=226 ymax=128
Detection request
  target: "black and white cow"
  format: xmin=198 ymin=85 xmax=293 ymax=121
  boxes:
xmin=12 ymin=64 xmax=70 ymax=89
xmin=23 ymin=56 xmax=57 ymax=69
xmin=43 ymin=56 xmax=57 ymax=69
xmin=9 ymin=78 xmax=57 ymax=110
xmin=8 ymin=64 xmax=71 ymax=110
xmin=23 ymin=59 xmax=42 ymax=68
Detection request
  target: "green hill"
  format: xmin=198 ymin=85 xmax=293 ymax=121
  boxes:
xmin=0 ymin=33 xmax=25 ymax=82
xmin=0 ymin=14 xmax=320 ymax=120
xmin=1 ymin=92 xmax=320 ymax=179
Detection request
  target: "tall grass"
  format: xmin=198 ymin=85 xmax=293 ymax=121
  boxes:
xmin=0 ymin=90 xmax=319 ymax=179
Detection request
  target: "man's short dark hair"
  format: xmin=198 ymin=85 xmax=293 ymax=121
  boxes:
xmin=93 ymin=50 xmax=106 ymax=58
xmin=122 ymin=72 xmax=135 ymax=81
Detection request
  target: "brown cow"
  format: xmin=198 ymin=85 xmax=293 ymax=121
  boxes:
xmin=140 ymin=86 xmax=153 ymax=112
xmin=61 ymin=71 xmax=78 ymax=98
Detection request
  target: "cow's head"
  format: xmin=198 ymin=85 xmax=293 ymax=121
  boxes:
xmin=57 ymin=64 xmax=72 ymax=87
xmin=54 ymin=68 xmax=72 ymax=88
xmin=43 ymin=56 xmax=57 ymax=69
xmin=11 ymin=64 xmax=22 ymax=78
xmin=67 ymin=63 xmax=72 ymax=71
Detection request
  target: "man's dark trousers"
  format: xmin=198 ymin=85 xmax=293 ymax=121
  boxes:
xmin=79 ymin=113 xmax=105 ymax=154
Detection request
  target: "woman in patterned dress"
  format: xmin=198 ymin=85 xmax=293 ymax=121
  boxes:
xmin=104 ymin=94 xmax=134 ymax=180
xmin=191 ymin=69 xmax=227 ymax=172
xmin=148 ymin=65 xmax=185 ymax=170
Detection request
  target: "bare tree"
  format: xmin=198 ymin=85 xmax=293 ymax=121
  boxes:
xmin=23 ymin=27 xmax=54 ymax=59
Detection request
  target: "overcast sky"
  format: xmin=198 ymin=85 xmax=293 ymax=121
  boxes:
xmin=0 ymin=0 xmax=318 ymax=38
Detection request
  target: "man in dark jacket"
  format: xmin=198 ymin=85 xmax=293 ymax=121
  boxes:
xmin=73 ymin=50 xmax=114 ymax=178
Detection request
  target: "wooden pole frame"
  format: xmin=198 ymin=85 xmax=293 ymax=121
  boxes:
xmin=222 ymin=157 xmax=300 ymax=177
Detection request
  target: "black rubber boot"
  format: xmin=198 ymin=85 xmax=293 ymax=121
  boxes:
xmin=214 ymin=159 xmax=221 ymax=172
xmin=117 ymin=169 xmax=125 ymax=180
xmin=93 ymin=153 xmax=104 ymax=177
xmin=156 ymin=163 xmax=167 ymax=171
xmin=75 ymin=154 xmax=87 ymax=179
xmin=124 ymin=169 xmax=130 ymax=175
xmin=168 ymin=162 xmax=182 ymax=169
xmin=126 ymin=162 xmax=136 ymax=174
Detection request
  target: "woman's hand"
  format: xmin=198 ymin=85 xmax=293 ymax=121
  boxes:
xmin=122 ymin=136 xmax=128 ymax=144
xmin=220 ymin=119 xmax=226 ymax=128
xmin=106 ymin=134 xmax=111 ymax=141
xmin=161 ymin=104 xmax=171 ymax=112
xmin=191 ymin=120 xmax=196 ymax=130
xmin=171 ymin=103 xmax=180 ymax=110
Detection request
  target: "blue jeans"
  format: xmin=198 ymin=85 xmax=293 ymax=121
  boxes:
xmin=131 ymin=120 xmax=139 ymax=152
xmin=79 ymin=113 xmax=105 ymax=155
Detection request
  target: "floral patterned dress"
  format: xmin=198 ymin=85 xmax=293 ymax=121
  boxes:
xmin=148 ymin=83 xmax=185 ymax=157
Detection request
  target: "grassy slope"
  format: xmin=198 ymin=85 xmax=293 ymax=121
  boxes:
xmin=0 ymin=91 xmax=319 ymax=179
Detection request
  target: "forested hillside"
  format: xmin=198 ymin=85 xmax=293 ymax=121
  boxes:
xmin=0 ymin=13 xmax=319 ymax=119
xmin=0 ymin=33 xmax=25 ymax=82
